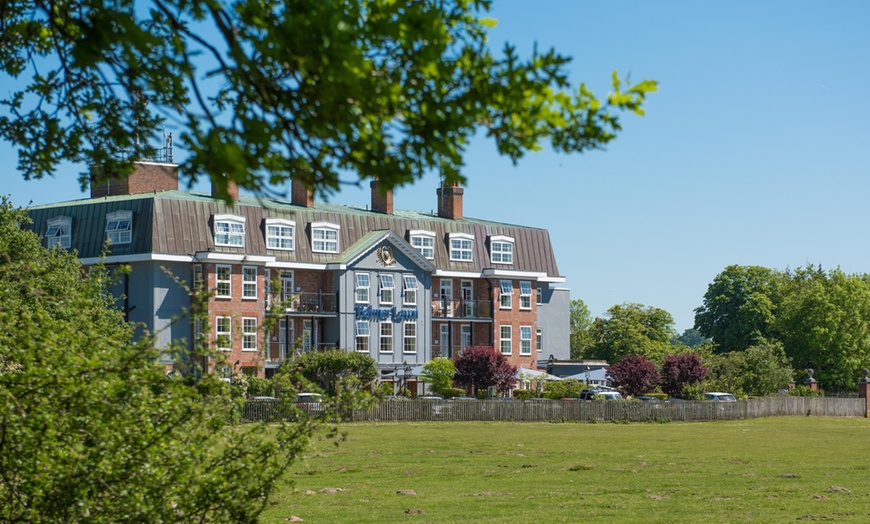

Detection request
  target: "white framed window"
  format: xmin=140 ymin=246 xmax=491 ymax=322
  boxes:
xmin=192 ymin=264 xmax=203 ymax=291
xmin=536 ymin=328 xmax=543 ymax=353
xmin=311 ymin=221 xmax=340 ymax=253
xmin=214 ymin=214 xmax=245 ymax=247
xmin=403 ymin=322 xmax=417 ymax=354
xmin=46 ymin=216 xmax=72 ymax=249
xmin=448 ymin=233 xmax=473 ymax=262
xmin=379 ymin=274 xmax=395 ymax=305
xmin=355 ymin=321 xmax=370 ymax=353
xmin=439 ymin=324 xmax=450 ymax=356
xmin=499 ymin=280 xmax=513 ymax=309
xmin=303 ymin=320 xmax=312 ymax=351
xmin=460 ymin=324 xmax=471 ymax=348
xmin=490 ymin=235 xmax=515 ymax=265
xmin=265 ymin=218 xmax=295 ymax=250
xmin=520 ymin=325 xmax=532 ymax=355
xmin=500 ymin=325 xmax=512 ymax=355
xmin=243 ymin=317 xmax=258 ymax=351
xmin=105 ymin=210 xmax=132 ymax=245
xmin=409 ymin=230 xmax=436 ymax=259
xmin=403 ymin=275 xmax=417 ymax=306
xmin=242 ymin=266 xmax=257 ymax=299
xmin=355 ymin=272 xmax=370 ymax=303
xmin=536 ymin=286 xmax=543 ymax=306
xmin=215 ymin=316 xmax=232 ymax=350
xmin=380 ymin=323 xmax=393 ymax=353
xmin=520 ymin=281 xmax=532 ymax=310
xmin=216 ymin=265 xmax=232 ymax=298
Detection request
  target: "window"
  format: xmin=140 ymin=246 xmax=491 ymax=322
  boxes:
xmin=520 ymin=281 xmax=532 ymax=310
xmin=379 ymin=274 xmax=395 ymax=305
xmin=355 ymin=272 xmax=370 ymax=303
xmin=520 ymin=325 xmax=532 ymax=355
xmin=216 ymin=265 xmax=232 ymax=298
xmin=242 ymin=266 xmax=257 ymax=299
xmin=499 ymin=280 xmax=513 ymax=309
xmin=192 ymin=264 xmax=203 ymax=291
xmin=265 ymin=218 xmax=295 ymax=250
xmin=403 ymin=275 xmax=417 ymax=305
xmin=500 ymin=325 xmax=512 ymax=355
xmin=448 ymin=233 xmax=473 ymax=262
xmin=490 ymin=236 xmax=514 ymax=264
xmin=105 ymin=210 xmax=132 ymax=245
xmin=409 ymin=230 xmax=436 ymax=259
xmin=536 ymin=328 xmax=543 ymax=353
xmin=311 ymin=221 xmax=340 ymax=253
xmin=45 ymin=216 xmax=71 ymax=249
xmin=214 ymin=214 xmax=245 ymax=247
xmin=216 ymin=316 xmax=232 ymax=350
xmin=243 ymin=317 xmax=258 ymax=351
xmin=460 ymin=324 xmax=471 ymax=348
xmin=536 ymin=286 xmax=543 ymax=306
xmin=403 ymin=322 xmax=417 ymax=354
xmin=380 ymin=323 xmax=393 ymax=353
xmin=355 ymin=321 xmax=370 ymax=353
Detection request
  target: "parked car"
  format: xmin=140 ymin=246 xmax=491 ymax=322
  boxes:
xmin=704 ymin=392 xmax=737 ymax=402
xmin=578 ymin=389 xmax=623 ymax=401
xmin=636 ymin=396 xmax=662 ymax=402
xmin=294 ymin=393 xmax=324 ymax=414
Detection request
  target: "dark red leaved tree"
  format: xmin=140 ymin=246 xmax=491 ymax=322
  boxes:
xmin=606 ymin=355 xmax=660 ymax=397
xmin=661 ymin=353 xmax=707 ymax=398
xmin=453 ymin=346 xmax=517 ymax=395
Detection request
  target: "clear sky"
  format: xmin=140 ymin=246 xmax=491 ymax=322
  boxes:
xmin=3 ymin=1 xmax=869 ymax=333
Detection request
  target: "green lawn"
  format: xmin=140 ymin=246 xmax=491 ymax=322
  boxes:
xmin=262 ymin=418 xmax=870 ymax=523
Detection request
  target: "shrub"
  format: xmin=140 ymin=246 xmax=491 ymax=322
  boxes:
xmin=607 ymin=355 xmax=660 ymax=397
xmin=246 ymin=376 xmax=273 ymax=397
xmin=542 ymin=379 xmax=585 ymax=400
xmin=512 ymin=389 xmax=534 ymax=400
xmin=788 ymin=384 xmax=825 ymax=397
xmin=661 ymin=353 xmax=707 ymax=398
xmin=442 ymin=387 xmax=467 ymax=399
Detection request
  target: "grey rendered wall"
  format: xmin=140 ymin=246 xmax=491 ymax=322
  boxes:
xmin=537 ymin=285 xmax=570 ymax=360
xmin=125 ymin=261 xmax=191 ymax=361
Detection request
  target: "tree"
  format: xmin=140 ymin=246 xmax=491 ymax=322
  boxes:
xmin=285 ymin=348 xmax=378 ymax=394
xmin=586 ymin=303 xmax=676 ymax=364
xmin=453 ymin=346 xmax=516 ymax=395
xmin=569 ymin=298 xmax=595 ymax=359
xmin=0 ymin=197 xmax=319 ymax=522
xmin=0 ymin=0 xmax=656 ymax=200
xmin=420 ymin=357 xmax=456 ymax=396
xmin=775 ymin=266 xmax=870 ymax=390
xmin=660 ymin=353 xmax=707 ymax=399
xmin=694 ymin=265 xmax=784 ymax=353
xmin=706 ymin=341 xmax=793 ymax=397
xmin=606 ymin=355 xmax=660 ymax=397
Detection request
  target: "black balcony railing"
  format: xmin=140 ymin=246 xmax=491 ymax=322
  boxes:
xmin=267 ymin=292 xmax=337 ymax=313
xmin=431 ymin=299 xmax=492 ymax=319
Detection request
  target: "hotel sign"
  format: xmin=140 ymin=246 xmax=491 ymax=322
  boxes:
xmin=355 ymin=304 xmax=419 ymax=322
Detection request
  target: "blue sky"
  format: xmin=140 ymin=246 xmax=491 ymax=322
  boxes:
xmin=3 ymin=1 xmax=869 ymax=333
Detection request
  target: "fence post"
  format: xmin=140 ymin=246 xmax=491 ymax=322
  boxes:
xmin=858 ymin=369 xmax=870 ymax=418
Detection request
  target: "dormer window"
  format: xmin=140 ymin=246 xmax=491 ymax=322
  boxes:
xmin=490 ymin=235 xmax=514 ymax=265
xmin=105 ymin=210 xmax=132 ymax=245
xmin=448 ymin=233 xmax=473 ymax=262
xmin=46 ymin=216 xmax=72 ymax=249
xmin=311 ymin=221 xmax=340 ymax=253
xmin=214 ymin=214 xmax=245 ymax=247
xmin=265 ymin=218 xmax=295 ymax=250
xmin=409 ymin=230 xmax=436 ymax=259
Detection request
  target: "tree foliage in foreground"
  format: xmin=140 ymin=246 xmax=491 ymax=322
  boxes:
xmin=0 ymin=198 xmax=321 ymax=522
xmin=660 ymin=353 xmax=707 ymax=399
xmin=453 ymin=346 xmax=516 ymax=395
xmin=0 ymin=0 xmax=656 ymax=200
xmin=607 ymin=355 xmax=660 ymax=397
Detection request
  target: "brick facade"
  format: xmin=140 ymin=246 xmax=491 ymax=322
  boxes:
xmin=90 ymin=162 xmax=179 ymax=198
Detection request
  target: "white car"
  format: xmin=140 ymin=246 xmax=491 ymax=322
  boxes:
xmin=704 ymin=392 xmax=737 ymax=402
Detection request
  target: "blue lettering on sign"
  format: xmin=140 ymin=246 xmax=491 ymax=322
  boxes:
xmin=355 ymin=304 xmax=418 ymax=322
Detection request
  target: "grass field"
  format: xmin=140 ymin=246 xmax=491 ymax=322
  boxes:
xmin=262 ymin=418 xmax=870 ymax=523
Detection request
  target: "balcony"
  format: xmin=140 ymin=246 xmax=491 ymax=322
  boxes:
xmin=431 ymin=299 xmax=492 ymax=320
xmin=267 ymin=292 xmax=337 ymax=315
xmin=431 ymin=345 xmax=469 ymax=359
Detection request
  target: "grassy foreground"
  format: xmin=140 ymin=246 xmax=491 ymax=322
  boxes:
xmin=262 ymin=418 xmax=870 ymax=523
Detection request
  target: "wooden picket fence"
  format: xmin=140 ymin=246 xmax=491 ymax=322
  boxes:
xmin=243 ymin=396 xmax=866 ymax=423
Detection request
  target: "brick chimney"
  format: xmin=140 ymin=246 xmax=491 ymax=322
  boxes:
xmin=90 ymin=161 xmax=179 ymax=198
xmin=437 ymin=181 xmax=464 ymax=220
xmin=370 ymin=180 xmax=393 ymax=214
xmin=292 ymin=179 xmax=314 ymax=208
xmin=211 ymin=178 xmax=240 ymax=202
